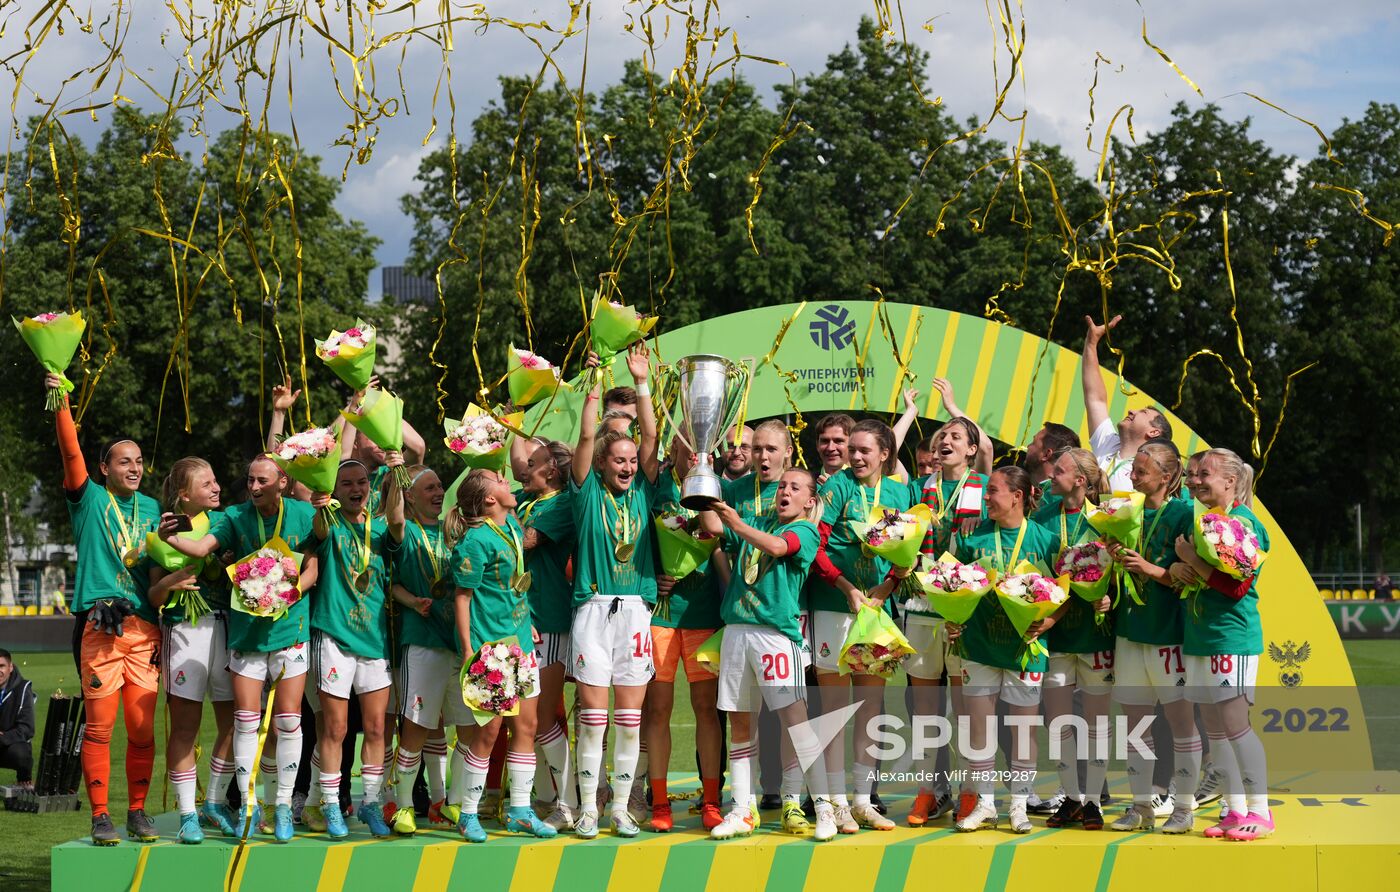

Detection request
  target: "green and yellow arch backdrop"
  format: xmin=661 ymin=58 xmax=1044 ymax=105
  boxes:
xmin=524 ymin=300 xmax=1370 ymax=768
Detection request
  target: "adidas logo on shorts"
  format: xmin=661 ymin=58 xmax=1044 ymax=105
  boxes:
xmin=1175 ymin=677 xmax=1186 ymax=686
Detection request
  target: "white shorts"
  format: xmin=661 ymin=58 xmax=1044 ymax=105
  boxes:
xmin=901 ymin=614 xmax=959 ymax=681
xmin=311 ymin=631 xmax=392 ymax=701
xmin=1112 ymin=639 xmax=1187 ymax=706
xmin=716 ymin=624 xmax=807 ymax=713
xmin=536 ymin=631 xmax=569 ymax=669
xmin=162 ymin=613 xmax=233 ymax=702
xmin=811 ymin=609 xmax=856 ymax=673
xmin=958 ymin=658 xmax=1042 ymax=708
xmin=229 ymin=641 xmax=310 ymax=683
xmin=399 ymin=644 xmax=472 ymax=729
xmin=796 ymin=610 xmax=813 ymax=669
xmin=1185 ymin=653 xmax=1257 ymax=705
xmin=568 ymin=596 xmax=655 ymax=687
xmin=1045 ymin=650 xmax=1115 ymax=695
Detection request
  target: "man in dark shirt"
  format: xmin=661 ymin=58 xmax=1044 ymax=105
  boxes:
xmin=0 ymin=649 xmax=37 ymax=787
xmin=1376 ymin=575 xmax=1395 ymax=601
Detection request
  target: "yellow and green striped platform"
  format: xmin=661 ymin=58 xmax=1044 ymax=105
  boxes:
xmin=52 ymin=771 xmax=1400 ymax=892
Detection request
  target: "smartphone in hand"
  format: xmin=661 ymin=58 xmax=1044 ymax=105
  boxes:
xmin=170 ymin=513 xmax=194 ymax=533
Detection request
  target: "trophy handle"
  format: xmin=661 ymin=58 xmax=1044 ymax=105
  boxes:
xmin=718 ymin=359 xmax=754 ymax=448
xmin=654 ymin=364 xmax=691 ymax=451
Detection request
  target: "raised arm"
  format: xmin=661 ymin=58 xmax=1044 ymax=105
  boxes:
xmin=511 ymin=433 xmax=539 ymax=485
xmin=47 ymin=374 xmax=87 ymax=495
xmin=266 ymin=376 xmax=301 ymax=452
xmin=627 ymin=343 xmax=659 ymax=484
xmin=573 ymin=353 xmax=602 ymax=486
xmin=157 ymin=517 xmax=221 ymax=559
xmin=713 ymin=501 xmax=792 ymax=558
xmin=382 ymin=452 xmax=406 ymax=542
xmin=892 ymin=387 xmax=920 ymax=452
xmin=401 ymin=418 xmax=426 ymax=465
xmin=1081 ymin=315 xmax=1120 ymax=433
xmin=932 ymin=377 xmax=993 ymax=474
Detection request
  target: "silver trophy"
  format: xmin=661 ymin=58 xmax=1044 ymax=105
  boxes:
xmin=657 ymin=354 xmax=752 ymax=509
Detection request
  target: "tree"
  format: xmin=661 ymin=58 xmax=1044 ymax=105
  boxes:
xmin=2 ymin=109 xmax=379 ymax=524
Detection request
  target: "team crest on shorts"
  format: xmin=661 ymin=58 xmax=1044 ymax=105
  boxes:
xmin=1268 ymin=639 xmax=1310 ymax=687
xmin=576 ymin=654 xmax=586 ymax=669
xmin=413 ymin=695 xmax=423 ymax=710
xmin=328 ymin=667 xmax=340 ymax=683
xmin=175 ymin=670 xmax=186 ymax=685
xmin=819 ymin=643 xmax=830 ymax=658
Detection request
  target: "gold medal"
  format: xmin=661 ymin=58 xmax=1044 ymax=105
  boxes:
xmin=122 ymin=547 xmax=140 ymax=568
xmin=354 ymin=571 xmax=372 ymax=593
xmin=615 ymin=541 xmax=635 ymax=562
xmin=743 ymin=561 xmax=760 ymax=585
xmin=512 ymin=571 xmax=533 ymax=593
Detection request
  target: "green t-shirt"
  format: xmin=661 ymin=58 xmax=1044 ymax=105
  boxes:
xmin=909 ymin=470 xmax=987 ymax=557
xmin=1183 ymin=504 xmax=1269 ymax=657
xmin=569 ymin=469 xmax=658 ymax=606
xmin=723 ymin=473 xmax=781 ymax=530
xmin=651 ymin=470 xmax=722 ymax=630
xmin=954 ymin=520 xmax=1060 ymax=672
xmin=1116 ymin=499 xmax=1193 ymax=646
xmin=394 ymin=521 xmax=456 ymax=651
xmin=311 ymin=511 xmax=400 ymax=660
xmin=808 ymin=469 xmax=912 ymax=614
xmin=367 ymin=464 xmax=390 ymax=515
xmin=210 ymin=498 xmax=316 ymax=653
xmin=67 ymin=483 xmax=163 ymax=621
xmin=519 ymin=490 xmax=575 ymax=635
xmin=450 ymin=516 xmax=534 ymax=656
xmin=1032 ymin=505 xmax=1112 ymax=654
xmin=721 ymin=518 xmax=818 ymax=644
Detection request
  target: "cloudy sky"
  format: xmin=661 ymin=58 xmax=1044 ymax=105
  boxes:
xmin=4 ymin=1 xmax=1397 ymax=299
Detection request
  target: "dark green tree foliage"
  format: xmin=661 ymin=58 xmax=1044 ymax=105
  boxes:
xmin=2 ymin=108 xmax=379 ymax=522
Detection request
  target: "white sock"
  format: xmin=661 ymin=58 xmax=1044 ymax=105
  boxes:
xmin=537 ymin=721 xmax=576 ymax=809
xmin=232 ymin=710 xmax=260 ymax=806
xmin=447 ymin=744 xmax=467 ymax=807
xmin=1055 ymin=726 xmax=1082 ymax=803
xmin=1010 ymin=760 xmax=1036 ymax=809
xmin=394 ymin=747 xmax=422 ymax=809
xmin=1228 ymin=727 xmax=1270 ymax=814
xmin=460 ymin=747 xmax=490 ymax=815
xmin=611 ymin=709 xmax=642 ymax=815
xmin=207 ymin=756 xmax=234 ymax=805
xmin=789 ymin=725 xmax=826 ymax=799
xmin=576 ymin=709 xmax=608 ymax=814
xmin=781 ymin=760 xmax=804 ymax=802
xmin=507 ymin=751 xmax=536 ymax=808
xmin=1173 ymin=735 xmax=1202 ymax=809
xmin=305 ymin=751 xmax=323 ymax=807
xmin=826 ymin=769 xmax=848 ymax=808
xmin=171 ymin=766 xmax=198 ymax=814
xmin=970 ymin=758 xmax=995 ymax=807
xmin=273 ymin=713 xmax=301 ymax=806
xmin=318 ymin=771 xmax=342 ymax=809
xmin=423 ymin=738 xmax=448 ymax=802
xmin=1085 ymin=726 xmax=1109 ymax=806
xmin=1208 ymin=731 xmax=1247 ymax=815
xmin=729 ymin=739 xmax=755 ymax=816
xmin=852 ymin=761 xmax=876 ymax=808
xmin=260 ymin=753 xmax=279 ymax=806
xmin=1126 ymin=734 xmax=1156 ymax=805
xmin=361 ymin=764 xmax=385 ymax=806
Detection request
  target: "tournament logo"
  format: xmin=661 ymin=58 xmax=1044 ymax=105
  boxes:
xmin=1268 ymin=639 xmax=1311 ymax=687
xmin=174 ymin=670 xmax=186 ymax=686
xmin=809 ymin=304 xmax=856 ymax=350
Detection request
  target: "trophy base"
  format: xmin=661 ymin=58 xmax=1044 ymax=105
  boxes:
xmin=680 ymin=470 xmax=724 ymax=511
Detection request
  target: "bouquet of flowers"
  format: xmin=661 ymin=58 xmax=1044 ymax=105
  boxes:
xmin=147 ymin=512 xmax=215 ymax=624
xmin=590 ymin=293 xmax=658 ymax=362
xmin=315 ymin=320 xmax=377 ymax=390
xmin=342 ymin=387 xmax=409 ymax=487
xmin=908 ymin=552 xmax=994 ymax=624
xmin=443 ymin=405 xmax=510 ymax=471
xmin=1183 ymin=507 xmax=1268 ymax=602
xmin=507 ymin=345 xmax=571 ymax=407
xmin=837 ymin=604 xmax=915 ymax=678
xmin=695 ymin=628 xmax=724 ymax=675
xmin=850 ymin=503 xmax=932 ymax=569
xmin=273 ymin=427 xmax=343 ymax=519
xmin=655 ymin=512 xmax=720 ymax=581
xmin=1085 ymin=490 xmax=1146 ymax=605
xmin=459 ymin=637 xmax=536 ymax=725
xmin=995 ymin=561 xmax=1070 ymax=667
xmin=226 ymin=542 xmax=303 ymax=620
xmin=14 ymin=311 xmax=86 ymax=410
xmin=1054 ymin=540 xmax=1113 ymax=624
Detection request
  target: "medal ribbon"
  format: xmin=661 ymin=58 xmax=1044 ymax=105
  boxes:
xmin=414 ymin=520 xmax=443 ymax=585
xmin=105 ymin=489 xmax=139 ymax=560
xmin=854 ymin=475 xmax=883 ymax=520
xmin=930 ymin=469 xmax=972 ymax=525
xmin=993 ymin=520 xmax=1028 ymax=574
xmin=254 ymin=498 xmax=286 ymax=546
xmin=1058 ymin=506 xmax=1086 ymax=559
xmin=603 ymin=485 xmax=633 ymax=551
xmin=519 ymin=488 xmax=561 ymax=525
xmin=486 ymin=518 xmax=525 ymax=580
